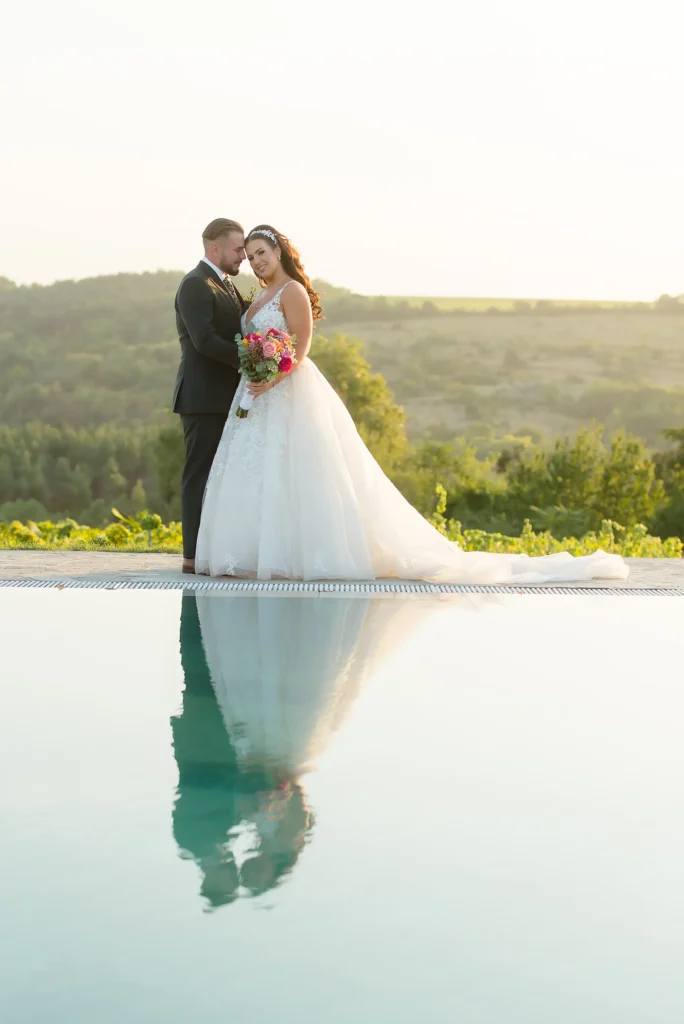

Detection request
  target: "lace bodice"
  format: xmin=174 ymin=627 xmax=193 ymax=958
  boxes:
xmin=241 ymin=282 xmax=292 ymax=336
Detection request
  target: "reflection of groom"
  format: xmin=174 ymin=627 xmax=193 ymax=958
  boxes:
xmin=172 ymin=219 xmax=248 ymax=574
xmin=172 ymin=594 xmax=241 ymax=906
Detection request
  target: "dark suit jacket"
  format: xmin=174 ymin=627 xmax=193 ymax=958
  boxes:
xmin=173 ymin=261 xmax=248 ymax=415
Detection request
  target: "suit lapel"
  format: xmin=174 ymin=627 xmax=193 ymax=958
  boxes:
xmin=197 ymin=261 xmax=242 ymax=314
xmin=197 ymin=259 xmax=223 ymax=286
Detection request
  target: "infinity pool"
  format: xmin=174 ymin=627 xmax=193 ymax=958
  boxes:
xmin=1 ymin=588 xmax=683 ymax=1023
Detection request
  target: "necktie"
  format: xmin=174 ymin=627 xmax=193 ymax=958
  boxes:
xmin=224 ymin=277 xmax=241 ymax=310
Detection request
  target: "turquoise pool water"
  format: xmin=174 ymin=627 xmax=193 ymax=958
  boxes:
xmin=1 ymin=588 xmax=684 ymax=1023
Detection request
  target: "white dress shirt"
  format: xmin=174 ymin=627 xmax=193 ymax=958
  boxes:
xmin=200 ymin=256 xmax=226 ymax=283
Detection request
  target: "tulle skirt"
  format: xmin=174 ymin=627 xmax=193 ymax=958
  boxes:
xmin=196 ymin=593 xmax=425 ymax=773
xmin=195 ymin=361 xmax=628 ymax=585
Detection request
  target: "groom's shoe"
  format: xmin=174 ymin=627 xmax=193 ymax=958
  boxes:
xmin=182 ymin=560 xmax=196 ymax=575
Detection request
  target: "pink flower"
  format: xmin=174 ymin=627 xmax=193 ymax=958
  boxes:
xmin=262 ymin=341 xmax=277 ymax=358
xmin=278 ymin=355 xmax=293 ymax=373
xmin=266 ymin=328 xmax=282 ymax=340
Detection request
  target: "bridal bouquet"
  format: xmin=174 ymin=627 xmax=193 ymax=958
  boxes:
xmin=235 ymin=327 xmax=297 ymax=418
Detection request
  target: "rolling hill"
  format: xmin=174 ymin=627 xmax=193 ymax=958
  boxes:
xmin=0 ymin=271 xmax=683 ymax=447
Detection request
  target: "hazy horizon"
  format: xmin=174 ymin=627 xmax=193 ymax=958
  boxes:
xmin=3 ymin=1 xmax=683 ymax=300
xmin=0 ymin=266 xmax=676 ymax=305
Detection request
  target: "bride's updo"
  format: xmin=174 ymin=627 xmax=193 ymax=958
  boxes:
xmin=247 ymin=224 xmax=324 ymax=321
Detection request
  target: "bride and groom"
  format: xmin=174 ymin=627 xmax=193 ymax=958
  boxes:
xmin=173 ymin=218 xmax=628 ymax=585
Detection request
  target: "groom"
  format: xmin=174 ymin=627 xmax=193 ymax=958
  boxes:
xmin=173 ymin=218 xmax=248 ymax=574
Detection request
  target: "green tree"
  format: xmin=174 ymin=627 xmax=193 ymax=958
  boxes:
xmin=153 ymin=424 xmax=185 ymax=518
xmin=311 ymin=334 xmax=409 ymax=472
xmin=0 ymin=498 xmax=49 ymax=522
xmin=507 ymin=426 xmax=605 ymax=517
xmin=104 ymin=457 xmax=127 ymax=496
xmin=651 ymin=428 xmax=684 ymax=539
xmin=0 ymin=455 xmax=12 ymax=502
xmin=507 ymin=425 xmax=666 ymax=530
xmin=131 ymin=479 xmax=148 ymax=513
xmin=597 ymin=430 xmax=664 ymax=526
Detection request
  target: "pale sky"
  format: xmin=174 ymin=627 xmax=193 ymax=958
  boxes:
xmin=2 ymin=0 xmax=683 ymax=299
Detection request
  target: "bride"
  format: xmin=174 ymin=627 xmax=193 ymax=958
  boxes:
xmin=195 ymin=226 xmax=628 ymax=584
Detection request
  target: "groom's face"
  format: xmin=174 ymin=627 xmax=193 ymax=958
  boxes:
xmin=211 ymin=231 xmax=245 ymax=276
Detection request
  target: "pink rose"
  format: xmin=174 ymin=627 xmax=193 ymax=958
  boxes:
xmin=262 ymin=341 xmax=277 ymax=358
xmin=278 ymin=355 xmax=293 ymax=373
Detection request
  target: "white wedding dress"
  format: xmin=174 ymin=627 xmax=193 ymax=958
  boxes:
xmin=197 ymin=593 xmax=422 ymax=775
xmin=195 ymin=285 xmax=629 ymax=584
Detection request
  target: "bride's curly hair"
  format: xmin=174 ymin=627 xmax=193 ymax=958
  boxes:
xmin=247 ymin=224 xmax=324 ymax=321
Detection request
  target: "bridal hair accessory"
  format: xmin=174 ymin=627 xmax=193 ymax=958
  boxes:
xmin=248 ymin=228 xmax=278 ymax=244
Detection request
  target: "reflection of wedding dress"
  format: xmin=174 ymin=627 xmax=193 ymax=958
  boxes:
xmin=170 ymin=592 xmax=421 ymax=908
xmin=195 ymin=287 xmax=628 ymax=584
xmin=196 ymin=593 xmax=417 ymax=775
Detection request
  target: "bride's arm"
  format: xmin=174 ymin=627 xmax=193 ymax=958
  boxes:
xmin=248 ymin=282 xmax=313 ymax=396
xmin=281 ymin=282 xmax=313 ymax=362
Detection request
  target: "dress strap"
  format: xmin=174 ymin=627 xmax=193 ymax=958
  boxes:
xmin=245 ymin=280 xmax=297 ymax=325
xmin=277 ymin=280 xmax=297 ymax=302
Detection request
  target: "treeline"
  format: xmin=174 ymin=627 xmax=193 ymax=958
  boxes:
xmin=0 ymin=332 xmax=410 ymax=523
xmin=1 ymin=270 xmax=682 ymax=538
xmin=1 ymin=335 xmax=683 ymax=541
xmin=325 ymin=293 xmax=684 ymax=321
xmin=0 ymin=271 xmax=180 ymax=429
xmin=0 ymin=422 xmax=163 ymax=525
xmin=1 ymin=271 xmax=683 ymax=435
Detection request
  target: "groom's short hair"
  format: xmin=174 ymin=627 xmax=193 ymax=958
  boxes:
xmin=202 ymin=218 xmax=244 ymax=241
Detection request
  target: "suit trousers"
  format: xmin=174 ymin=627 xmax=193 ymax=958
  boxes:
xmin=180 ymin=413 xmax=227 ymax=559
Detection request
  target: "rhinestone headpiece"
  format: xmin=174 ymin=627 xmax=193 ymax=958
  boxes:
xmin=248 ymin=228 xmax=278 ymax=244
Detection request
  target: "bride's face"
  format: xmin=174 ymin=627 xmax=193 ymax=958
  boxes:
xmin=246 ymin=239 xmax=280 ymax=280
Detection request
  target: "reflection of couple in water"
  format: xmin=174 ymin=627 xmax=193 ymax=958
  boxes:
xmin=171 ymin=592 xmax=419 ymax=910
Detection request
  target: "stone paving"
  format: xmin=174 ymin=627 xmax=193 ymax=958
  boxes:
xmin=0 ymin=550 xmax=683 ymax=590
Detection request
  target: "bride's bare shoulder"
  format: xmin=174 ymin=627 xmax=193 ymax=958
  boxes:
xmin=281 ymin=279 xmax=310 ymax=308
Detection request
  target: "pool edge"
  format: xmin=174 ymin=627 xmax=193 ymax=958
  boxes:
xmin=0 ymin=577 xmax=682 ymax=597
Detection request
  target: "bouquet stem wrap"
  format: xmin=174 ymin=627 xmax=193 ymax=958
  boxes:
xmin=236 ymin=393 xmax=254 ymax=419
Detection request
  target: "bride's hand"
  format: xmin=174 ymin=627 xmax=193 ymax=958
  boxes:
xmin=248 ymin=378 xmax=277 ymax=397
